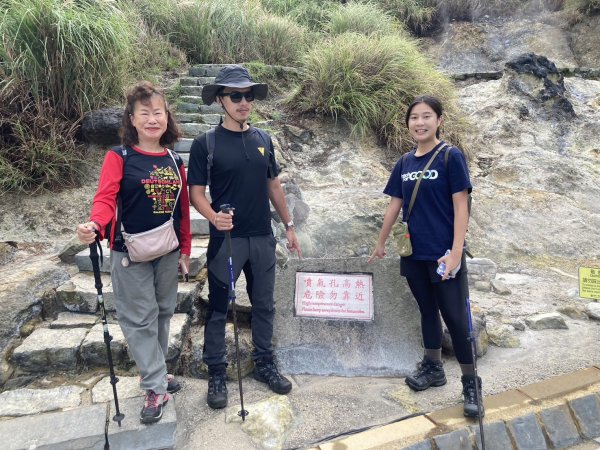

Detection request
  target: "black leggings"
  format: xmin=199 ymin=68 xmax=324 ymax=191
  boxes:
xmin=403 ymin=259 xmax=473 ymax=365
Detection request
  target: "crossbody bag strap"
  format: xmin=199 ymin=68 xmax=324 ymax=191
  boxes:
xmin=166 ymin=149 xmax=182 ymax=218
xmin=405 ymin=143 xmax=448 ymax=220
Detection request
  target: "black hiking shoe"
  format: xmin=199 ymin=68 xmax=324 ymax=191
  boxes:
xmin=254 ymin=357 xmax=292 ymax=394
xmin=167 ymin=374 xmax=181 ymax=394
xmin=462 ymin=374 xmax=485 ymax=418
xmin=207 ymin=370 xmax=228 ymax=409
xmin=140 ymin=390 xmax=169 ymax=424
xmin=405 ymin=357 xmax=447 ymax=391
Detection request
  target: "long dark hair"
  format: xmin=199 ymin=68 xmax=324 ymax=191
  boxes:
xmin=405 ymin=95 xmax=443 ymax=139
xmin=120 ymin=81 xmax=180 ymax=147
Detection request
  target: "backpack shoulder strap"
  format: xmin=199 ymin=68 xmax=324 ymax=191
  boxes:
xmin=205 ymin=128 xmax=216 ymax=186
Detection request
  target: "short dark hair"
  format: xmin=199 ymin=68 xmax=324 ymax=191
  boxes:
xmin=120 ymin=81 xmax=180 ymax=147
xmin=405 ymin=95 xmax=443 ymax=139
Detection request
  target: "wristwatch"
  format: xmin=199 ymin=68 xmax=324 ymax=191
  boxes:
xmin=285 ymin=220 xmax=294 ymax=231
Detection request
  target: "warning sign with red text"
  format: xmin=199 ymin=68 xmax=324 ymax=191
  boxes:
xmin=294 ymin=272 xmax=373 ymax=321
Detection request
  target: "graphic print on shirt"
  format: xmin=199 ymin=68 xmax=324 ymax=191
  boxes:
xmin=258 ymin=146 xmax=265 ymax=156
xmin=143 ymin=164 xmax=181 ymax=214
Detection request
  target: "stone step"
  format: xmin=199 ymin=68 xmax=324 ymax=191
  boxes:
xmin=11 ymin=314 xmax=190 ymax=373
xmin=189 ymin=64 xmax=228 ymax=77
xmin=179 ymin=95 xmax=203 ymax=105
xmin=180 ymin=76 xmax=215 ymax=86
xmin=180 ymin=85 xmax=203 ymax=96
xmin=179 ymin=122 xmax=211 ymax=138
xmin=175 ymin=113 xmax=221 ymax=125
xmin=190 ymin=209 xmax=210 ymax=235
xmin=175 ymin=102 xmax=222 ymax=114
xmin=0 ymin=397 xmax=176 ymax=450
xmin=174 ymin=138 xmax=193 ymax=154
xmin=56 ymin=272 xmax=200 ymax=313
xmin=74 ymin=245 xmax=207 ymax=275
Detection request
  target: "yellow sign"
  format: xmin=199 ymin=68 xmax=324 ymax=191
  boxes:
xmin=579 ymin=267 xmax=600 ymax=300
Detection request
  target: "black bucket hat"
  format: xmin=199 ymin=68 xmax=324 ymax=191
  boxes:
xmin=201 ymin=65 xmax=268 ymax=105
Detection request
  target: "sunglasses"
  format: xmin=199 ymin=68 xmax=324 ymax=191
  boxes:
xmin=219 ymin=91 xmax=255 ymax=103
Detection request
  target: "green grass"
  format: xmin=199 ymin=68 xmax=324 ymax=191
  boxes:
xmin=0 ymin=0 xmax=133 ymax=118
xmin=260 ymin=0 xmax=340 ymax=30
xmin=327 ymin=2 xmax=404 ymax=37
xmin=135 ymin=0 xmax=308 ymax=65
xmin=292 ymin=32 xmax=464 ymax=156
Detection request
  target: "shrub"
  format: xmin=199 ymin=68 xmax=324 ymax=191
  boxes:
xmin=0 ymin=0 xmax=134 ymax=118
xmin=292 ymin=32 xmax=464 ymax=156
xmin=327 ymin=2 xmax=404 ymax=37
xmin=0 ymin=84 xmax=84 ymax=193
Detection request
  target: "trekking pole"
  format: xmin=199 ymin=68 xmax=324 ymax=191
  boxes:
xmin=220 ymin=204 xmax=248 ymax=421
xmin=466 ymin=297 xmax=485 ymax=450
xmin=89 ymin=234 xmax=125 ymax=427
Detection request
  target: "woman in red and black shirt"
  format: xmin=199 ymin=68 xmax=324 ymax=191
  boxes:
xmin=77 ymin=82 xmax=190 ymax=424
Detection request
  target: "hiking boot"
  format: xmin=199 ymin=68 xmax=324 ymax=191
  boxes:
xmin=253 ymin=357 xmax=292 ymax=394
xmin=405 ymin=357 xmax=447 ymax=391
xmin=140 ymin=390 xmax=169 ymax=424
xmin=167 ymin=374 xmax=181 ymax=394
xmin=207 ymin=369 xmax=228 ymax=409
xmin=462 ymin=374 xmax=485 ymax=418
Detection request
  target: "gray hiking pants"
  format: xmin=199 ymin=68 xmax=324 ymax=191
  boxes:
xmin=110 ymin=250 xmax=179 ymax=394
xmin=204 ymin=234 xmax=276 ymax=368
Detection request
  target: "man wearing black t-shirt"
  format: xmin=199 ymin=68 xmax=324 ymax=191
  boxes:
xmin=187 ymin=65 xmax=301 ymax=409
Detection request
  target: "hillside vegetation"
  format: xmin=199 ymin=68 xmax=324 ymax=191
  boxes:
xmin=0 ymin=0 xmax=596 ymax=192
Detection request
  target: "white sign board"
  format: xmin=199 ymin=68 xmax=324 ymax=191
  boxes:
xmin=294 ymin=272 xmax=374 ymax=321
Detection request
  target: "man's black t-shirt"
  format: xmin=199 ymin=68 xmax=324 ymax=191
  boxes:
xmin=187 ymin=125 xmax=279 ymax=238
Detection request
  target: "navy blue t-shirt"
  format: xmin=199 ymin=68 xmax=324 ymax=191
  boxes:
xmin=187 ymin=125 xmax=279 ymax=238
xmin=384 ymin=141 xmax=472 ymax=261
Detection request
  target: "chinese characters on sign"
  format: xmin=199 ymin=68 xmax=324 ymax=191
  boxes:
xmin=294 ymin=272 xmax=374 ymax=321
xmin=579 ymin=267 xmax=600 ymax=300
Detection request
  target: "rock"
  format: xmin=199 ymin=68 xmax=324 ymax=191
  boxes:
xmin=284 ymin=124 xmax=312 ymax=144
xmin=474 ymin=280 xmax=491 ymax=292
xmin=57 ymin=236 xmax=87 ymax=264
xmin=0 ymin=242 xmax=16 ymax=265
xmin=11 ymin=328 xmax=89 ymax=372
xmin=466 ymin=258 xmax=497 ymax=283
xmin=490 ymin=279 xmax=511 ymax=295
xmin=503 ymin=53 xmax=575 ymax=116
xmin=226 ymin=395 xmax=294 ymax=450
xmin=557 ymin=305 xmax=588 ymax=320
xmin=525 ymin=312 xmax=568 ymax=330
xmin=0 ymin=386 xmax=84 ymax=417
xmin=585 ymin=302 xmax=600 ymax=321
xmin=80 ymin=107 xmax=123 ymax=145
xmin=488 ymin=324 xmax=520 ymax=348
xmin=0 ymin=263 xmax=70 ymax=353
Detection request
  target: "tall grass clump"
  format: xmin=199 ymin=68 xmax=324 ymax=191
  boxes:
xmin=0 ymin=0 xmax=134 ymax=118
xmin=134 ymin=0 xmax=307 ymax=65
xmin=260 ymin=0 xmax=339 ymax=30
xmin=0 ymin=0 xmax=135 ymax=192
xmin=365 ymin=0 xmax=436 ymax=35
xmin=327 ymin=2 xmax=404 ymax=37
xmin=292 ymin=32 xmax=464 ymax=155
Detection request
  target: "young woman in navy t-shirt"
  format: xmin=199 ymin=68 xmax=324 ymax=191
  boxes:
xmin=369 ymin=95 xmax=483 ymax=418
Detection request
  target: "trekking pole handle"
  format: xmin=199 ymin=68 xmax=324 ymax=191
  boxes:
xmin=220 ymin=204 xmax=235 ymax=214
